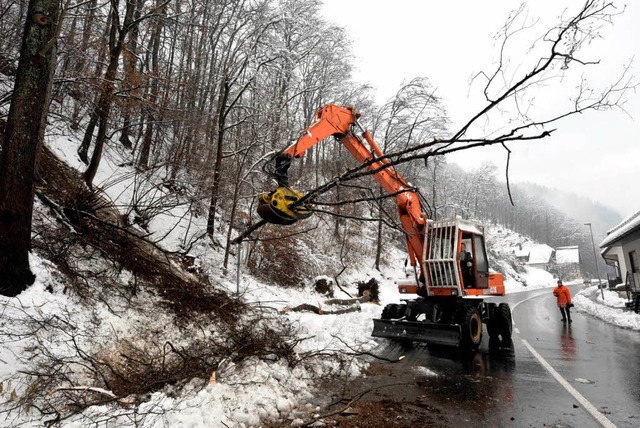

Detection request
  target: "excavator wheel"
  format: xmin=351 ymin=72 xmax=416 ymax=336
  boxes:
xmin=459 ymin=306 xmax=483 ymax=349
xmin=487 ymin=302 xmax=512 ymax=342
xmin=497 ymin=303 xmax=512 ymax=339
xmin=380 ymin=303 xmax=402 ymax=320
xmin=389 ymin=303 xmax=407 ymax=319
xmin=394 ymin=303 xmax=408 ymax=319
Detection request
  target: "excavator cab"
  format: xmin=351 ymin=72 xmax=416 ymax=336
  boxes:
xmin=465 ymin=232 xmax=491 ymax=290
xmin=421 ymin=219 xmax=505 ymax=298
xmin=373 ymin=219 xmax=510 ymax=348
xmin=459 ymin=231 xmax=493 ymax=290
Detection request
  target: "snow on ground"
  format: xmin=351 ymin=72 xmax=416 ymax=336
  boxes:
xmin=504 ymin=266 xmax=555 ymax=293
xmin=2 ymin=134 xmax=638 ymax=427
xmin=574 ymin=286 xmax=640 ymax=330
xmin=5 ymin=247 xmax=638 ymax=427
xmin=1 ymin=248 xmax=391 ymax=427
xmin=2 ymin=128 xmax=412 ymax=426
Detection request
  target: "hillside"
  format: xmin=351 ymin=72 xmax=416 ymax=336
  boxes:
xmin=515 ymin=182 xmax=623 ymax=239
xmin=1 ymin=0 xmax=638 ymax=424
xmin=487 ymin=225 xmax=556 ymax=290
xmin=0 ymin=130 xmax=558 ymax=426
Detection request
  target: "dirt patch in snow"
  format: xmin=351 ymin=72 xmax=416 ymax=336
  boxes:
xmin=297 ymin=362 xmax=478 ymax=427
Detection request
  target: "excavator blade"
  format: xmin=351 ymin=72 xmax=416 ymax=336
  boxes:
xmin=371 ymin=318 xmax=462 ymax=347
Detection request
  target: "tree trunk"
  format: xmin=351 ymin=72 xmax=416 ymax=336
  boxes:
xmin=223 ymin=124 xmax=250 ymax=272
xmin=78 ymin=106 xmax=99 ymax=163
xmin=137 ymin=0 xmax=165 ymax=170
xmin=70 ymin=0 xmax=98 ymax=130
xmin=222 ymin=174 xmax=241 ymax=272
xmin=0 ymin=0 xmax=60 ymax=296
xmin=206 ymin=78 xmax=230 ymax=238
xmin=119 ymin=0 xmax=143 ymax=150
xmin=84 ymin=0 xmax=136 ymax=187
xmin=83 ymin=100 xmax=112 ymax=186
xmin=374 ymin=198 xmax=383 ymax=270
xmin=137 ymin=107 xmax=154 ymax=169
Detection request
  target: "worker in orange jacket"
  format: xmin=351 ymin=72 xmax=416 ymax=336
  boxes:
xmin=553 ymin=279 xmax=572 ymax=323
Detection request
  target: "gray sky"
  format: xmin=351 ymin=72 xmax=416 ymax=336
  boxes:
xmin=320 ymin=0 xmax=639 ymax=219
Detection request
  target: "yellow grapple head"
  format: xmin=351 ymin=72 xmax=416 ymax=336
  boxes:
xmin=257 ymin=186 xmax=313 ymax=225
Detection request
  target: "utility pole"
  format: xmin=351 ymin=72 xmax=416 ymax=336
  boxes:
xmin=585 ymin=222 xmax=604 ymax=300
xmin=236 ymin=240 xmax=242 ymax=295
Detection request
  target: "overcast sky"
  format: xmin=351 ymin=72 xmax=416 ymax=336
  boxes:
xmin=320 ymin=0 xmax=639 ymax=219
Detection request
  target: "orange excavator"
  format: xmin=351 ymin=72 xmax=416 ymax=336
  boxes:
xmin=258 ymin=104 xmax=512 ymax=348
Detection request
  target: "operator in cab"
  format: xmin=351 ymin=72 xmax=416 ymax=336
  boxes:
xmin=459 ymin=243 xmax=475 ymax=288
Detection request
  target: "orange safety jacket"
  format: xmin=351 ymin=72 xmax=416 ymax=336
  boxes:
xmin=553 ymin=285 xmax=572 ymax=307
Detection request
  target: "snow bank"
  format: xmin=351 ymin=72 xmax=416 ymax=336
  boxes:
xmin=574 ymin=287 xmax=640 ymax=330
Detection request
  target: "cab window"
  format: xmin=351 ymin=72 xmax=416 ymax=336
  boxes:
xmin=473 ymin=235 xmax=489 ymax=272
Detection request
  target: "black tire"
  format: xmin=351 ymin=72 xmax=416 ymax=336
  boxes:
xmin=392 ymin=303 xmax=407 ymax=319
xmin=488 ymin=303 xmax=512 ymax=341
xmin=486 ymin=303 xmax=498 ymax=339
xmin=497 ymin=303 xmax=512 ymax=340
xmin=381 ymin=303 xmax=405 ymax=320
xmin=459 ymin=306 xmax=483 ymax=349
xmin=486 ymin=319 xmax=497 ymax=339
xmin=380 ymin=304 xmax=396 ymax=320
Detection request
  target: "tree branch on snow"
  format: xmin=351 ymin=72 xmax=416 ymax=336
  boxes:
xmin=48 ymin=386 xmax=117 ymax=399
xmin=330 ymin=334 xmax=403 ymax=363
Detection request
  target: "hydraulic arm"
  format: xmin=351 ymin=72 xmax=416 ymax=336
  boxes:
xmin=258 ymin=104 xmax=427 ymax=270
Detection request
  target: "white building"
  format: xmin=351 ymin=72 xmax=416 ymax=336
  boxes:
xmin=515 ymin=244 xmax=554 ymax=270
xmin=600 ymin=211 xmax=640 ymax=293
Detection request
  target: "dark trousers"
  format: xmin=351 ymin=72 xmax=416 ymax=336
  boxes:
xmin=559 ymin=306 xmax=571 ymax=321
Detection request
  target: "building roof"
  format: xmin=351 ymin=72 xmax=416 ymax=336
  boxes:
xmin=556 ymin=246 xmax=579 ymax=264
xmin=527 ymin=244 xmax=554 ymax=264
xmin=600 ymin=210 xmax=640 ymax=248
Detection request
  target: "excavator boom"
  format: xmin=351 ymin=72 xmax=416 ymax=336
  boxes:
xmin=258 ymin=104 xmax=427 ymax=270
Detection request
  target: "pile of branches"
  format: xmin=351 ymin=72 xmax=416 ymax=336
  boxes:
xmin=0 ymin=300 xmax=299 ymax=425
xmin=34 ymin=145 xmax=238 ymax=320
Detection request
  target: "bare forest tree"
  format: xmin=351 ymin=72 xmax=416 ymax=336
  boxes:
xmin=234 ymin=1 xmax=634 ymax=252
xmin=0 ymin=0 xmax=60 ymax=296
xmin=78 ymin=0 xmax=141 ymax=186
xmin=367 ymin=78 xmax=448 ymax=269
xmin=0 ymin=0 xmax=633 ymax=296
xmin=204 ymin=0 xmax=279 ymax=238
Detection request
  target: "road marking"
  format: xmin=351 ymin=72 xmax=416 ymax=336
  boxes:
xmin=510 ymin=289 xmax=549 ymax=311
xmin=511 ymin=292 xmax=617 ymax=428
xmin=521 ymin=339 xmax=616 ymax=428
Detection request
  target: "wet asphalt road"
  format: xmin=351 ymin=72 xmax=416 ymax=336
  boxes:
xmin=367 ymin=285 xmax=640 ymax=427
